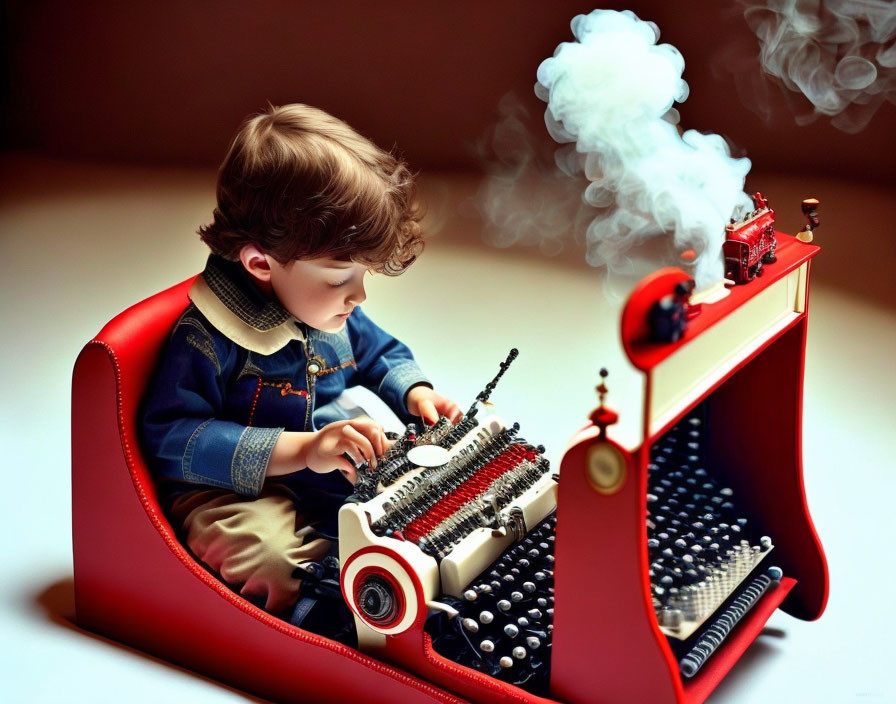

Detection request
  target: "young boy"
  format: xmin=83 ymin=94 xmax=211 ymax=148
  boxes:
xmin=141 ymin=103 xmax=460 ymax=619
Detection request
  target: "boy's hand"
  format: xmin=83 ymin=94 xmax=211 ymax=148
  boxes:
xmin=406 ymin=386 xmax=462 ymax=426
xmin=268 ymin=420 xmax=389 ymax=483
xmin=300 ymin=418 xmax=389 ymax=484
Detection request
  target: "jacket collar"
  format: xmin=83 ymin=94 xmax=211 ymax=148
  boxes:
xmin=189 ymin=255 xmax=305 ymax=355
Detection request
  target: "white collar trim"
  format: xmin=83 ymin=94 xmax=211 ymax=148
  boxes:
xmin=189 ymin=276 xmax=305 ymax=355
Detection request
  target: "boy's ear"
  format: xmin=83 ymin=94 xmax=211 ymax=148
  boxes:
xmin=239 ymin=244 xmax=273 ymax=283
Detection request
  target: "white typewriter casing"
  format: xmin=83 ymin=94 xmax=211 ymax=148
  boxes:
xmin=339 ymin=412 xmax=557 ymax=651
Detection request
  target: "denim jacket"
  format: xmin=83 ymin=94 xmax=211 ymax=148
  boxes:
xmin=141 ymin=255 xmax=430 ymax=504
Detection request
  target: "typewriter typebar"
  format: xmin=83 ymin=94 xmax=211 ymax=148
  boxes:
xmin=339 ymin=350 xmax=558 ymax=657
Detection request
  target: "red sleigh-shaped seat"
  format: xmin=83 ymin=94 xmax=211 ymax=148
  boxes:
xmin=70 ymin=276 xmax=465 ymax=704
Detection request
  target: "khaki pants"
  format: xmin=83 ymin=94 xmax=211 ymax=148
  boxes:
xmin=170 ymin=485 xmax=332 ymax=615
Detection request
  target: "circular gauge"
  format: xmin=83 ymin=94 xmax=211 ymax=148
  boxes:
xmin=341 ymin=550 xmax=420 ymax=635
xmin=356 ymin=573 xmax=400 ymax=626
xmin=586 ymin=443 xmax=627 ymax=495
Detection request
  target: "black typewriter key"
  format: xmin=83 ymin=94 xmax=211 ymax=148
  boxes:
xmin=426 ymin=511 xmax=556 ymax=691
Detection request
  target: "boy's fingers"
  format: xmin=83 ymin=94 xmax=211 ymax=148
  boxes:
xmin=440 ymin=401 xmax=462 ymax=424
xmin=418 ymin=399 xmax=438 ymax=425
xmin=367 ymin=426 xmax=386 ymax=457
xmin=339 ymin=468 xmax=359 ymax=485
xmin=361 ymin=421 xmax=387 ymax=458
xmin=342 ymin=425 xmax=377 ymax=467
xmin=331 ymin=456 xmax=358 ymax=484
xmin=347 ymin=418 xmax=385 ymax=441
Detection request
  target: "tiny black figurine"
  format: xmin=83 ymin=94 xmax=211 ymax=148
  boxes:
xmin=649 ymin=279 xmax=696 ymax=343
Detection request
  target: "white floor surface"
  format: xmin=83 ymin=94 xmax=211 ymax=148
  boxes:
xmin=1 ymin=155 xmax=894 ymax=702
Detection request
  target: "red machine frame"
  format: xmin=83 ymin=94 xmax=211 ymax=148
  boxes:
xmin=72 ymin=233 xmax=827 ymax=703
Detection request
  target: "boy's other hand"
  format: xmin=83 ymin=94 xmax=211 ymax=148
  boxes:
xmin=302 ymin=419 xmax=388 ymax=484
xmin=406 ymin=386 xmax=462 ymax=426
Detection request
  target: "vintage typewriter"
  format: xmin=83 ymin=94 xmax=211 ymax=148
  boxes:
xmin=331 ymin=227 xmax=826 ymax=704
xmin=334 ymin=354 xmax=787 ymax=696
xmin=337 ymin=351 xmax=559 ymax=688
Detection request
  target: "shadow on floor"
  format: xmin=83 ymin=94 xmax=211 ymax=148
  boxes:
xmin=704 ymin=627 xmax=788 ymax=702
xmin=33 ymin=577 xmax=270 ymax=703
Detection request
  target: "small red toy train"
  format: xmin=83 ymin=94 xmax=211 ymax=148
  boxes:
xmin=723 ymin=192 xmax=777 ymax=284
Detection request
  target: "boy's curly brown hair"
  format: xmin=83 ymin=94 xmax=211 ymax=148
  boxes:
xmin=199 ymin=103 xmax=423 ymax=275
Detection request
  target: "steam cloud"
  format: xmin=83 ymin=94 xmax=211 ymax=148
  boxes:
xmin=479 ymin=9 xmax=752 ymax=290
xmin=740 ymin=0 xmax=896 ymax=132
xmin=476 ymin=95 xmax=598 ymax=260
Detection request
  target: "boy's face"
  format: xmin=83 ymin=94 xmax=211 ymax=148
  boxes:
xmin=267 ymin=257 xmax=368 ymax=332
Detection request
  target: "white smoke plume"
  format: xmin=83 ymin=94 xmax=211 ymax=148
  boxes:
xmin=476 ymin=94 xmax=599 ymax=259
xmin=533 ymin=9 xmax=753 ymax=289
xmin=740 ymin=0 xmax=896 ymax=132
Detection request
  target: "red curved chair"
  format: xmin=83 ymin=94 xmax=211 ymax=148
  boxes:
xmin=71 ymin=277 xmax=463 ymax=704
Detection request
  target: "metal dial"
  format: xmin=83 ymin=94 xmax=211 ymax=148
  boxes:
xmin=586 ymin=443 xmax=627 ymax=494
xmin=357 ymin=575 xmax=398 ymax=625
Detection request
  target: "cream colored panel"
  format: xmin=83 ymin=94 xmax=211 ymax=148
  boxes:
xmin=796 ymin=262 xmax=808 ymax=314
xmin=439 ymin=475 xmax=557 ymax=596
xmin=649 ymin=266 xmax=807 ymax=436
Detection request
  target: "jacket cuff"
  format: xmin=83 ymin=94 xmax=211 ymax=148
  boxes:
xmin=377 ymin=363 xmax=431 ymax=418
xmin=231 ymin=426 xmax=284 ymax=496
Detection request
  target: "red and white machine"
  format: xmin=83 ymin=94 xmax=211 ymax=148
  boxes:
xmin=72 ymin=213 xmax=827 ymax=703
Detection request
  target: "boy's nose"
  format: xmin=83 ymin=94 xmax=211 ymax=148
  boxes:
xmin=348 ymin=278 xmax=366 ymax=305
